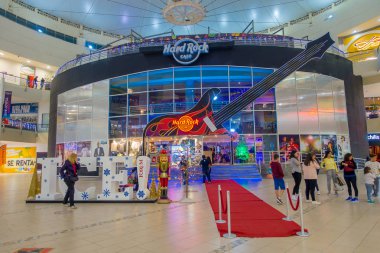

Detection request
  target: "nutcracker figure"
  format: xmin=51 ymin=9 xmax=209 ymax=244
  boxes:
xmin=158 ymin=149 xmax=170 ymax=204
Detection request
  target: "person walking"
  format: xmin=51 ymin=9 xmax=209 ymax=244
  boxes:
xmin=312 ymin=153 xmax=321 ymax=195
xmin=321 ymin=150 xmax=339 ymax=195
xmin=364 ymin=154 xmax=380 ymax=197
xmin=270 ymin=154 xmax=285 ymax=205
xmin=290 ymin=150 xmax=302 ymax=200
xmin=303 ymin=153 xmax=321 ymax=205
xmin=200 ymin=155 xmax=211 ymax=183
xmin=179 ymin=156 xmax=188 ymax=185
xmin=59 ymin=153 xmax=81 ymax=209
xmin=364 ymin=166 xmax=376 ymax=204
xmin=340 ymin=153 xmax=359 ymax=202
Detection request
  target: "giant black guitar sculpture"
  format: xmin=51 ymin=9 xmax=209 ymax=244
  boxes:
xmin=143 ymin=33 xmax=335 ymax=138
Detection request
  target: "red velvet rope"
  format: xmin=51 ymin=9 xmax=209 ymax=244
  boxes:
xmin=220 ymin=189 xmax=227 ymax=214
xmin=286 ymin=188 xmax=300 ymax=211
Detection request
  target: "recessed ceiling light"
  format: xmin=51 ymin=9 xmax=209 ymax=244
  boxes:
xmin=353 ymin=30 xmax=357 ymax=33
xmin=328 ymin=14 xmax=333 ymax=19
xmin=0 ymin=52 xmax=4 ymax=56
xmin=26 ymin=60 xmax=31 ymax=63
xmin=38 ymin=29 xmax=43 ymax=33
xmin=47 ymin=65 xmax=51 ymax=69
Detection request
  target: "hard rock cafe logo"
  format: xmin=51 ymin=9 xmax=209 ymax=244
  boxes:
xmin=172 ymin=115 xmax=199 ymax=132
xmin=354 ymin=35 xmax=380 ymax=51
xmin=163 ymin=38 xmax=209 ymax=65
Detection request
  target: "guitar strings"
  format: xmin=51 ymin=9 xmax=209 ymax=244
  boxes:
xmin=213 ymin=42 xmax=326 ymax=126
xmin=214 ymin=43 xmax=323 ymax=125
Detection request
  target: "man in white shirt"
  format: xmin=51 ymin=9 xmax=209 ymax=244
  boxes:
xmin=365 ymin=154 xmax=380 ymax=197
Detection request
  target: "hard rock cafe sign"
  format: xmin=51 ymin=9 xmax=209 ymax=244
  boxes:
xmin=163 ymin=38 xmax=209 ymax=65
xmin=172 ymin=115 xmax=199 ymax=132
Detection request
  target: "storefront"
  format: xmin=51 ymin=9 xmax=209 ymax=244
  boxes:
xmin=368 ymin=133 xmax=380 ymax=160
xmin=49 ymin=34 xmax=367 ymax=162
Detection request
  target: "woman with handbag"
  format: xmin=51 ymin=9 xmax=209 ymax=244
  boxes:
xmin=321 ymin=151 xmax=339 ymax=195
xmin=289 ymin=150 xmax=302 ymax=200
xmin=340 ymin=153 xmax=358 ymax=202
xmin=303 ymin=153 xmax=321 ymax=205
xmin=59 ymin=153 xmax=81 ymax=209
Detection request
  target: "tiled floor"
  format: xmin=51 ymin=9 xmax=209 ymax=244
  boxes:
xmin=1 ymin=172 xmax=380 ymax=253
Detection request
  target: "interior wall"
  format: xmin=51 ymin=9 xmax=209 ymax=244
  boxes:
xmin=0 ymin=57 xmax=54 ymax=79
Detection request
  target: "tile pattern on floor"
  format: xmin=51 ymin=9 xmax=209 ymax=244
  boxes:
xmin=0 ymin=172 xmax=379 ymax=253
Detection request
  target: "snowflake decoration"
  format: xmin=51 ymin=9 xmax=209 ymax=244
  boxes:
xmin=137 ymin=190 xmax=145 ymax=199
xmin=103 ymin=189 xmax=111 ymax=198
xmin=115 ymin=195 xmax=119 ymax=199
xmin=124 ymin=191 xmax=129 ymax=197
xmin=81 ymin=192 xmax=89 ymax=200
xmin=104 ymin=168 xmax=111 ymax=176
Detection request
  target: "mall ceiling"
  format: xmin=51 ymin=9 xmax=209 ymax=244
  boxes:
xmin=23 ymin=0 xmax=336 ymax=37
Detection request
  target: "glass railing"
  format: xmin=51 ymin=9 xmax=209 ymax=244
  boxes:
xmin=56 ymin=34 xmax=346 ymax=75
xmin=1 ymin=122 xmax=49 ymax=133
xmin=1 ymin=73 xmax=51 ymax=90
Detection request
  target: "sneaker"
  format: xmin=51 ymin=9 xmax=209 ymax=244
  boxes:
xmin=317 ymin=191 xmax=321 ymax=195
xmin=276 ymin=198 xmax=283 ymax=205
xmin=62 ymin=203 xmax=70 ymax=207
xmin=345 ymin=196 xmax=352 ymax=201
xmin=292 ymin=195 xmax=298 ymax=201
xmin=305 ymin=199 xmax=312 ymax=203
xmin=368 ymin=200 xmax=375 ymax=204
xmin=70 ymin=205 xmax=78 ymax=209
xmin=312 ymin=201 xmax=321 ymax=205
xmin=351 ymin=198 xmax=359 ymax=203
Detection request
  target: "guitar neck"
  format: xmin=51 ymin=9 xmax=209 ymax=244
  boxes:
xmin=213 ymin=42 xmax=323 ymax=126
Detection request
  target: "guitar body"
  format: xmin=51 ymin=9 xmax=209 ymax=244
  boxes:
xmin=144 ymin=88 xmax=228 ymax=137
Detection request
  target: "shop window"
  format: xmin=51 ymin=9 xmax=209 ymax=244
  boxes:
xmin=148 ymin=68 xmax=173 ymax=91
xmin=149 ymin=91 xmax=173 ymax=114
xmin=254 ymin=111 xmax=277 ymax=134
xmin=110 ymin=76 xmax=128 ymax=95
xmin=233 ymin=135 xmax=255 ymax=164
xmin=109 ymin=117 xmax=126 ymax=139
xmin=174 ymin=67 xmax=201 ymax=89
xmin=174 ymin=89 xmax=201 ymax=112
xmin=252 ymin=68 xmax=273 ymax=86
xmin=128 ymin=72 xmax=147 ymax=93
xmin=203 ymin=88 xmax=229 ymax=112
xmin=128 ymin=93 xmax=148 ymax=115
xmin=230 ymin=112 xmax=254 ymax=134
xmin=203 ymin=135 xmax=231 ymax=165
xmin=109 ymin=95 xmax=127 ymax=117
xmin=127 ymin=115 xmax=147 ymax=137
xmin=254 ymin=88 xmax=275 ymax=110
xmin=255 ymin=135 xmax=278 ymax=152
xmin=109 ymin=139 xmax=127 ymax=156
xmin=229 ymin=66 xmax=252 ymax=87
xmin=202 ymin=66 xmax=228 ymax=88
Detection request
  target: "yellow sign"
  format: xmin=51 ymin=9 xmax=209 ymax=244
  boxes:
xmin=343 ymin=31 xmax=380 ymax=53
xmin=1 ymin=147 xmax=36 ymax=173
xmin=172 ymin=115 xmax=199 ymax=132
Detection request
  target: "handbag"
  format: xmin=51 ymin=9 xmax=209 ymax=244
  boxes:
xmin=69 ymin=175 xmax=79 ymax=182
xmin=336 ymin=174 xmax=345 ymax=186
xmin=334 ymin=183 xmax=344 ymax=191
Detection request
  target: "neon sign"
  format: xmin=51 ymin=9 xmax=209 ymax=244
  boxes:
xmin=163 ymin=38 xmax=208 ymax=65
xmin=354 ymin=36 xmax=380 ymax=51
xmin=172 ymin=115 xmax=199 ymax=132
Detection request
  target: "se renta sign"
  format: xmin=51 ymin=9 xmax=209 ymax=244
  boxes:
xmin=163 ymin=38 xmax=209 ymax=65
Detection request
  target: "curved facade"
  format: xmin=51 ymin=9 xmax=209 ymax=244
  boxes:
xmin=56 ymin=65 xmax=350 ymax=165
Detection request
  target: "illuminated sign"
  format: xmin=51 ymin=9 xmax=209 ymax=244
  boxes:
xmin=172 ymin=115 xmax=199 ymax=132
xmin=354 ymin=35 xmax=380 ymax=51
xmin=368 ymin=134 xmax=380 ymax=140
xmin=163 ymin=38 xmax=208 ymax=65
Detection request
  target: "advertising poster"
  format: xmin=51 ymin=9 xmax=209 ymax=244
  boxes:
xmin=92 ymin=140 xmax=108 ymax=157
xmin=0 ymin=145 xmax=6 ymax=165
xmin=321 ymin=135 xmax=338 ymax=158
xmin=77 ymin=141 xmax=91 ymax=157
xmin=7 ymin=103 xmax=39 ymax=131
xmin=56 ymin=143 xmax=64 ymax=163
xmin=64 ymin=142 xmax=77 ymax=160
xmin=300 ymin=135 xmax=321 ymax=154
xmin=337 ymin=135 xmax=350 ymax=159
xmin=2 ymin=91 xmax=12 ymax=125
xmin=2 ymin=147 xmax=36 ymax=173
xmin=279 ymin=135 xmax=300 ymax=161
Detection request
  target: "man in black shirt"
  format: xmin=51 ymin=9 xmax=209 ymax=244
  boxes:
xmin=200 ymin=155 xmax=211 ymax=183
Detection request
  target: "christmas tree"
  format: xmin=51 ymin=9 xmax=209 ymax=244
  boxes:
xmin=235 ymin=138 xmax=249 ymax=162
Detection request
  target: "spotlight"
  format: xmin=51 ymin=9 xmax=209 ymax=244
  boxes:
xmin=38 ymin=29 xmax=43 ymax=33
xmin=213 ymin=96 xmax=218 ymax=100
xmin=327 ymin=14 xmax=333 ymax=19
xmin=230 ymin=129 xmax=235 ymax=133
xmin=88 ymin=45 xmax=93 ymax=49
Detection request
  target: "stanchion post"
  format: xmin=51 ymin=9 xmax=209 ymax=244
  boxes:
xmin=185 ymin=170 xmax=189 ymax=199
xmin=216 ymin=184 xmax=226 ymax=224
xmin=223 ymin=191 xmax=237 ymax=239
xmin=296 ymin=191 xmax=309 ymax=237
xmin=282 ymin=183 xmax=292 ymax=221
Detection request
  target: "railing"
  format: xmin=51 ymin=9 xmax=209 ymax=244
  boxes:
xmin=1 ymin=122 xmax=48 ymax=133
xmin=0 ymin=73 xmax=51 ymax=90
xmin=56 ymin=34 xmax=346 ymax=76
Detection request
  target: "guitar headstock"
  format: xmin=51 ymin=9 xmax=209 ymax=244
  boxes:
xmin=305 ymin=32 xmax=335 ymax=59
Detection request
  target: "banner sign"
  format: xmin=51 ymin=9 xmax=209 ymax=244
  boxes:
xmin=11 ymin=103 xmax=39 ymax=114
xmin=2 ymin=147 xmax=36 ymax=173
xmin=2 ymin=91 xmax=12 ymax=124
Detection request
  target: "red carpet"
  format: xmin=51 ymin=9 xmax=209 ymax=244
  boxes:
xmin=205 ymin=180 xmax=303 ymax=237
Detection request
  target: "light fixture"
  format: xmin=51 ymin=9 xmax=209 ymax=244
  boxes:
xmin=163 ymin=0 xmax=205 ymax=25
xmin=26 ymin=60 xmax=31 ymax=63
xmin=213 ymin=96 xmax=218 ymax=100
xmin=353 ymin=30 xmax=357 ymax=34
xmin=88 ymin=45 xmax=93 ymax=49
xmin=0 ymin=52 xmax=4 ymax=56
xmin=230 ymin=128 xmax=236 ymax=133
xmin=47 ymin=65 xmax=51 ymax=69
xmin=327 ymin=14 xmax=333 ymax=19
xmin=38 ymin=29 xmax=43 ymax=33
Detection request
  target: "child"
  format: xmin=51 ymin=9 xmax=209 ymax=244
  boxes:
xmin=270 ymin=154 xmax=285 ymax=205
xmin=364 ymin=154 xmax=380 ymax=197
xmin=364 ymin=166 xmax=376 ymax=204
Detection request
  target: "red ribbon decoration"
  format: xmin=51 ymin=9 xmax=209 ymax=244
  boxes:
xmin=286 ymin=188 xmax=300 ymax=211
